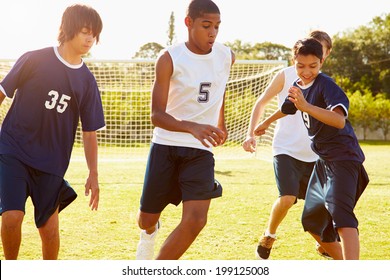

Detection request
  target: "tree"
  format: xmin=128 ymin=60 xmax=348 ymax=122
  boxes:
xmin=380 ymin=69 xmax=390 ymax=98
xmin=133 ymin=12 xmax=176 ymax=59
xmin=224 ymin=40 xmax=254 ymax=60
xmin=323 ymin=13 xmax=390 ymax=98
xmin=252 ymin=42 xmax=291 ymax=62
xmin=225 ymin=40 xmax=290 ymax=61
xmin=132 ymin=42 xmax=164 ymax=59
xmin=167 ymin=11 xmax=176 ymax=46
xmin=373 ymin=94 xmax=390 ymax=140
xmin=348 ymin=91 xmax=376 ymax=140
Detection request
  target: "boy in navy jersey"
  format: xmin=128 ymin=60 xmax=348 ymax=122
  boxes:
xmin=242 ymin=30 xmax=333 ymax=260
xmin=0 ymin=4 xmax=105 ymax=259
xmin=135 ymin=0 xmax=235 ymax=260
xmin=254 ymin=38 xmax=368 ymax=259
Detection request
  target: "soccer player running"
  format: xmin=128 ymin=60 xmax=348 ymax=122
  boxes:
xmin=0 ymin=4 xmax=105 ymax=260
xmin=242 ymin=31 xmax=333 ymax=260
xmin=135 ymin=0 xmax=235 ymax=260
xmin=255 ymin=38 xmax=369 ymax=260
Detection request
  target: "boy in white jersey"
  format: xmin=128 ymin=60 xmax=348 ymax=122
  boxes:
xmin=135 ymin=0 xmax=235 ymax=260
xmin=242 ymin=31 xmax=332 ymax=259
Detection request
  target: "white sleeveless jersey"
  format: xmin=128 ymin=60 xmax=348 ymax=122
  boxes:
xmin=272 ymin=66 xmax=318 ymax=162
xmin=152 ymin=42 xmax=232 ymax=152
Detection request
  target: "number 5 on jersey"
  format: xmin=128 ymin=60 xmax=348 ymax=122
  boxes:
xmin=198 ymin=82 xmax=211 ymax=103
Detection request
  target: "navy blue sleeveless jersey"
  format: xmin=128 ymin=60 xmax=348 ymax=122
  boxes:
xmin=0 ymin=47 xmax=105 ymax=177
xmin=281 ymin=73 xmax=365 ymax=163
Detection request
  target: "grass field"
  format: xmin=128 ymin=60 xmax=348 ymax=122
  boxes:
xmin=0 ymin=141 xmax=389 ymax=260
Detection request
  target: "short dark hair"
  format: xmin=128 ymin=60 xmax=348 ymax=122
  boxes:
xmin=57 ymin=4 xmax=103 ymax=45
xmin=293 ymin=38 xmax=323 ymax=60
xmin=186 ymin=0 xmax=220 ymax=20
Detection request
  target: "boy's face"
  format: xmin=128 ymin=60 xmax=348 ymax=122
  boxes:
xmin=294 ymin=54 xmax=323 ymax=85
xmin=186 ymin=13 xmax=221 ymax=54
xmin=69 ymin=27 xmax=96 ymax=55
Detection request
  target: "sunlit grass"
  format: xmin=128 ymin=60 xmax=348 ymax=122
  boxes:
xmin=0 ymin=142 xmax=389 ymax=260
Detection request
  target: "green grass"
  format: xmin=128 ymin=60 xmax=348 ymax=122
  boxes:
xmin=0 ymin=142 xmax=389 ymax=260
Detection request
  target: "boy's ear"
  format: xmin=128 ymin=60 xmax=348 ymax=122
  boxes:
xmin=184 ymin=16 xmax=192 ymax=28
xmin=323 ymin=49 xmax=331 ymax=59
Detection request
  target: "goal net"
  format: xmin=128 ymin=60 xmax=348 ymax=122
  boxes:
xmin=0 ymin=59 xmax=286 ymax=162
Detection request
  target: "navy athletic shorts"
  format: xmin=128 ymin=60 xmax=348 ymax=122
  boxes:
xmin=301 ymin=159 xmax=369 ymax=242
xmin=140 ymin=143 xmax=222 ymax=213
xmin=273 ymin=154 xmax=315 ymax=200
xmin=0 ymin=154 xmax=77 ymax=228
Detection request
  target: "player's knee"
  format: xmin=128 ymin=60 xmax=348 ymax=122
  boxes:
xmin=39 ymin=219 xmax=59 ymax=241
xmin=279 ymin=195 xmax=296 ymax=208
xmin=39 ymin=227 xmax=59 ymax=243
xmin=138 ymin=219 xmax=155 ymax=231
xmin=137 ymin=211 xmax=159 ymax=230
xmin=1 ymin=210 xmax=24 ymax=230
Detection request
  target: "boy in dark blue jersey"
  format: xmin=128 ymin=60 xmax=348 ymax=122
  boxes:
xmin=254 ymin=38 xmax=368 ymax=259
xmin=0 ymin=4 xmax=105 ymax=259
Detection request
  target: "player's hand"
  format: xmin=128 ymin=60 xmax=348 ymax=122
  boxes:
xmin=191 ymin=123 xmax=226 ymax=148
xmin=287 ymin=86 xmax=309 ymax=112
xmin=254 ymin=121 xmax=269 ymax=136
xmin=85 ymin=173 xmax=99 ymax=211
xmin=242 ymin=136 xmax=257 ymax=153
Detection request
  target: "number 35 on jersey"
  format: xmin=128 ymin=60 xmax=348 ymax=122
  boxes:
xmin=45 ymin=90 xmax=71 ymax=113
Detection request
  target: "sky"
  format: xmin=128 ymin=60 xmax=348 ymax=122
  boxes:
xmin=1 ymin=0 xmax=388 ymax=60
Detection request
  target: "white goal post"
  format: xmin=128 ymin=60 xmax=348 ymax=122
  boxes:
xmin=0 ymin=59 xmax=287 ymax=162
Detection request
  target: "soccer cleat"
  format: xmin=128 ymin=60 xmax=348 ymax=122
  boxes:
xmin=135 ymin=220 xmax=160 ymax=260
xmin=315 ymin=242 xmax=333 ymax=259
xmin=256 ymin=234 xmax=276 ymax=260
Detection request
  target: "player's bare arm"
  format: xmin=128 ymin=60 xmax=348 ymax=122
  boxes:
xmin=288 ymin=86 xmax=346 ymax=129
xmin=217 ymin=96 xmax=228 ymax=145
xmin=254 ymin=109 xmax=286 ymax=136
xmin=82 ymin=131 xmax=99 ymax=211
xmin=151 ymin=51 xmax=225 ymax=148
xmin=242 ymin=71 xmax=285 ymax=153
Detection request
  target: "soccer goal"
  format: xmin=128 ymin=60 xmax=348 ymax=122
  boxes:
xmin=0 ymin=59 xmax=286 ymax=162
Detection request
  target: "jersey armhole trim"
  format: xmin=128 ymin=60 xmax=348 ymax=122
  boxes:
xmin=0 ymin=84 xmax=9 ymax=98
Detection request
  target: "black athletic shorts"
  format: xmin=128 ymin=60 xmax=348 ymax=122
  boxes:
xmin=139 ymin=143 xmax=222 ymax=213
xmin=301 ymin=159 xmax=369 ymax=242
xmin=273 ymin=154 xmax=315 ymax=200
xmin=0 ymin=154 xmax=77 ymax=228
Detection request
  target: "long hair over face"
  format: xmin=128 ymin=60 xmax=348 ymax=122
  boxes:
xmin=57 ymin=4 xmax=103 ymax=45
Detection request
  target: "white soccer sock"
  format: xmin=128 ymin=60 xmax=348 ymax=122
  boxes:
xmin=141 ymin=221 xmax=160 ymax=238
xmin=264 ymin=230 xmax=276 ymax=239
